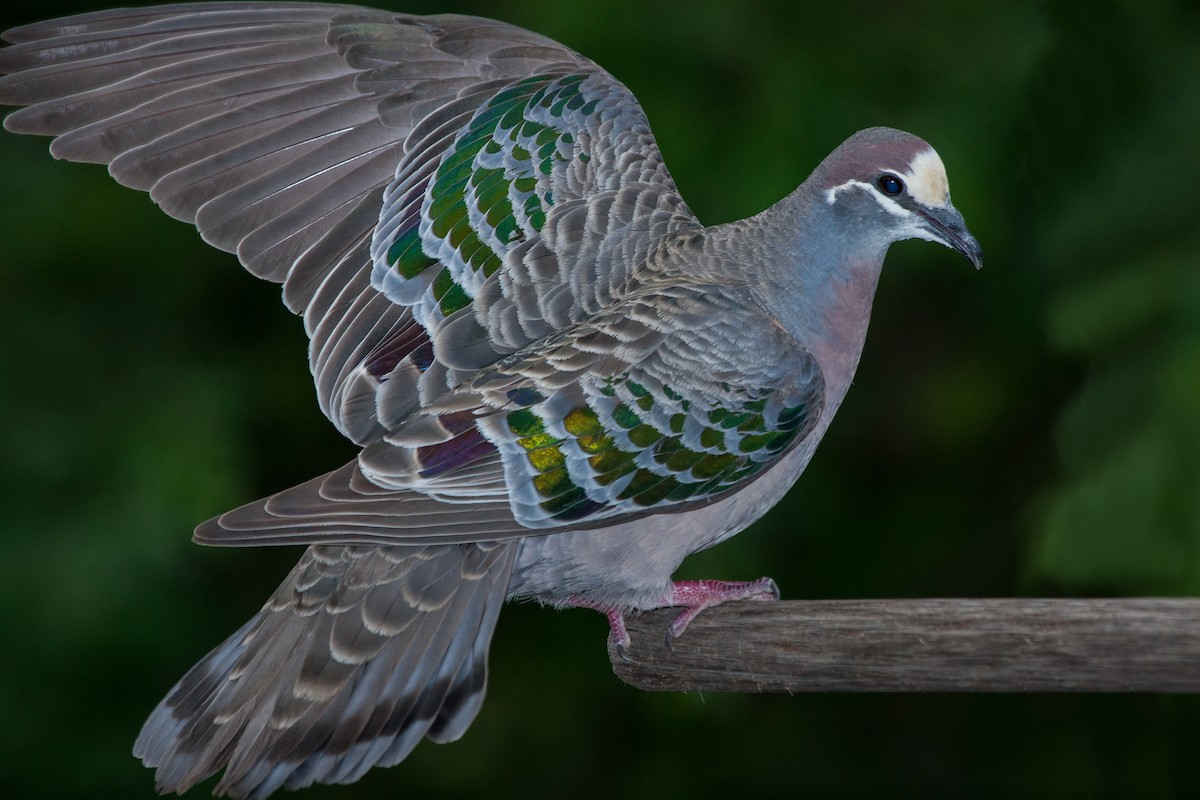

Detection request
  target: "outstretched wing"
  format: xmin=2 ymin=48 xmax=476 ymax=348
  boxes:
xmin=1 ymin=4 xmax=822 ymax=545
xmin=0 ymin=3 xmax=697 ymax=446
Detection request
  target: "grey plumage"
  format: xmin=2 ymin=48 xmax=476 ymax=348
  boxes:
xmin=0 ymin=4 xmax=981 ymax=797
xmin=136 ymin=543 xmax=515 ymax=799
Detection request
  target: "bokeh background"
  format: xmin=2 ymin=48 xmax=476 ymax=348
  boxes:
xmin=2 ymin=0 xmax=1198 ymax=797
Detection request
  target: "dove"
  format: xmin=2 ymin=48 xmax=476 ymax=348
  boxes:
xmin=0 ymin=4 xmax=980 ymax=797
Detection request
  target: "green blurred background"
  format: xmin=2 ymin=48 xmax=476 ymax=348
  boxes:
xmin=2 ymin=0 xmax=1198 ymax=797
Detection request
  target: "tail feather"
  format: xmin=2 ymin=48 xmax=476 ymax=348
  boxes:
xmin=134 ymin=541 xmax=516 ymax=799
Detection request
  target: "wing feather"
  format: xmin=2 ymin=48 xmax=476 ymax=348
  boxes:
xmin=0 ymin=4 xmax=687 ymax=447
xmin=2 ymin=4 xmax=822 ymax=548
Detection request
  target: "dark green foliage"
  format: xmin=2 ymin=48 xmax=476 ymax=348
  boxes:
xmin=1024 ymin=0 xmax=1200 ymax=595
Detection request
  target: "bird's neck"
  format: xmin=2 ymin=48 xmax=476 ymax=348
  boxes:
xmin=710 ymin=186 xmax=890 ymax=400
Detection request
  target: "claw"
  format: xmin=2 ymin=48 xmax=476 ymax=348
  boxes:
xmin=613 ymin=638 xmax=631 ymax=662
xmin=607 ymin=609 xmax=632 ymax=661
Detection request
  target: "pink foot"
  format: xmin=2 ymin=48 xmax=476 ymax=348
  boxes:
xmin=568 ymin=577 xmax=779 ymax=657
xmin=664 ymin=578 xmax=780 ymax=644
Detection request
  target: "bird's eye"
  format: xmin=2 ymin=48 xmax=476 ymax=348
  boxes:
xmin=877 ymin=174 xmax=905 ymax=196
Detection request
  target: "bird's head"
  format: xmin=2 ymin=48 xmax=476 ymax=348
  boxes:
xmin=816 ymin=127 xmax=982 ymax=270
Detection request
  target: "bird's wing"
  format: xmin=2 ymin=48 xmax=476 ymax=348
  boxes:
xmin=392 ymin=283 xmax=828 ymax=530
xmin=201 ymin=284 xmax=826 ymax=544
xmin=0 ymin=3 xmax=698 ymax=446
xmin=2 ymin=5 xmax=818 ymax=548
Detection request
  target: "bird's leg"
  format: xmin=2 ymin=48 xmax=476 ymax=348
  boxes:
xmin=568 ymin=577 xmax=779 ymax=658
xmin=663 ymin=578 xmax=780 ymax=644
xmin=566 ymin=595 xmax=633 ymax=660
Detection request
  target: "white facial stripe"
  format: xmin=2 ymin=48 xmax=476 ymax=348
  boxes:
xmin=824 ymin=177 xmax=954 ymax=250
xmin=825 ymin=179 xmax=915 ymax=219
xmin=825 ymin=179 xmax=904 ymax=208
xmin=824 ymin=180 xmax=864 ymax=205
xmin=902 ymin=148 xmax=951 ymax=208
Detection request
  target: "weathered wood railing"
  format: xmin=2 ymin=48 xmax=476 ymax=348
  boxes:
xmin=609 ymin=598 xmax=1200 ymax=692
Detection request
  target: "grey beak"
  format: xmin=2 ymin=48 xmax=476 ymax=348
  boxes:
xmin=919 ymin=205 xmax=983 ymax=270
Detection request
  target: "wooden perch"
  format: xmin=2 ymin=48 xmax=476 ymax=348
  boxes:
xmin=609 ymin=598 xmax=1200 ymax=693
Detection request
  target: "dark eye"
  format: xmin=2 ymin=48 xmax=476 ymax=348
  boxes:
xmin=877 ymin=174 xmax=905 ymax=196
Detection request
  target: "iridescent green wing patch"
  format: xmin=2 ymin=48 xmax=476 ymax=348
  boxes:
xmin=481 ymin=372 xmax=823 ymax=528
xmin=370 ymin=71 xmax=598 ymax=327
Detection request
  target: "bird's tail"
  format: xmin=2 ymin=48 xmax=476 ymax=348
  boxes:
xmin=134 ymin=541 xmax=516 ymax=799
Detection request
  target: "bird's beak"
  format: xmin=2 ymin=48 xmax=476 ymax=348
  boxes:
xmin=918 ymin=205 xmax=983 ymax=270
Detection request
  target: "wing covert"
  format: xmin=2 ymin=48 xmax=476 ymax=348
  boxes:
xmin=362 ymin=284 xmax=826 ymax=530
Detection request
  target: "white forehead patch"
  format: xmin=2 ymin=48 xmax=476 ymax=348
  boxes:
xmin=823 ymin=145 xmax=953 ymax=211
xmin=902 ymin=148 xmax=950 ymax=208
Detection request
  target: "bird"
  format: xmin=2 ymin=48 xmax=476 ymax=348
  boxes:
xmin=0 ymin=3 xmax=981 ymax=798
